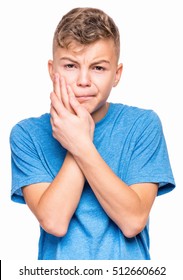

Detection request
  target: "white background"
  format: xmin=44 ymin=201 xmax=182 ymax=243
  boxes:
xmin=0 ymin=0 xmax=182 ymax=260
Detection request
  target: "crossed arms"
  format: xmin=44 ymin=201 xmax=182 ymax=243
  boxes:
xmin=22 ymin=74 xmax=158 ymax=238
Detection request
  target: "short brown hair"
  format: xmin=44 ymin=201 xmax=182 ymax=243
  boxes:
xmin=53 ymin=7 xmax=120 ymax=60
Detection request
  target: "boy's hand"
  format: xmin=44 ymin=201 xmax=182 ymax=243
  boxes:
xmin=50 ymin=76 xmax=95 ymax=155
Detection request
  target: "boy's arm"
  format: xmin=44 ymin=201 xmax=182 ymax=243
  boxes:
xmin=51 ymin=87 xmax=158 ymax=238
xmin=23 ymin=75 xmax=86 ymax=237
xmin=74 ymin=144 xmax=158 ymax=238
xmin=22 ymin=152 xmax=85 ymax=237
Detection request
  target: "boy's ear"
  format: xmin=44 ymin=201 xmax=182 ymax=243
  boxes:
xmin=113 ymin=63 xmax=123 ymax=87
xmin=48 ymin=60 xmax=54 ymax=81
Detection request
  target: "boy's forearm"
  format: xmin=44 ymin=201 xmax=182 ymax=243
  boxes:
xmin=73 ymin=143 xmax=149 ymax=237
xmin=37 ymin=152 xmax=85 ymax=236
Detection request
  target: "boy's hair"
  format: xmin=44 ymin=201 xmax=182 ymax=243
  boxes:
xmin=53 ymin=7 xmax=120 ymax=60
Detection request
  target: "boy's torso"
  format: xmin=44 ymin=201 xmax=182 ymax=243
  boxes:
xmin=11 ymin=102 xmax=174 ymax=259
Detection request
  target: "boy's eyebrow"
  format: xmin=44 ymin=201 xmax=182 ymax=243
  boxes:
xmin=90 ymin=59 xmax=111 ymax=66
xmin=59 ymin=57 xmax=111 ymax=65
xmin=59 ymin=57 xmax=78 ymax=64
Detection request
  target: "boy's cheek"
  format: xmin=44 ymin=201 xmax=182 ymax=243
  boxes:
xmin=58 ymin=72 xmax=76 ymax=87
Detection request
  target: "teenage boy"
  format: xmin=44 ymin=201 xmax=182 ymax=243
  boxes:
xmin=10 ymin=7 xmax=175 ymax=260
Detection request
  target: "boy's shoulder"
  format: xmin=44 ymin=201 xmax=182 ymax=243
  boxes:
xmin=12 ymin=113 xmax=50 ymax=128
xmin=111 ymin=103 xmax=160 ymax=123
xmin=10 ymin=113 xmax=51 ymax=139
xmin=107 ymin=103 xmax=163 ymax=136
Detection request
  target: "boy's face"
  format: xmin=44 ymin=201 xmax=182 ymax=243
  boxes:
xmin=48 ymin=39 xmax=122 ymax=122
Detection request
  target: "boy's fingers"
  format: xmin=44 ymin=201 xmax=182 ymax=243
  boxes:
xmin=60 ymin=77 xmax=75 ymax=113
xmin=60 ymin=77 xmax=71 ymax=109
xmin=54 ymin=75 xmax=74 ymax=113
xmin=50 ymin=104 xmax=57 ymax=121
xmin=53 ymin=73 xmax=61 ymax=101
xmin=50 ymin=92 xmax=68 ymax=117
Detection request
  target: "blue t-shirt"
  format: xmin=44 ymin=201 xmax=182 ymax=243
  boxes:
xmin=10 ymin=103 xmax=175 ymax=260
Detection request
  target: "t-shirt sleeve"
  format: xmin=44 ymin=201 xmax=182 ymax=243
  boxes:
xmin=10 ymin=123 xmax=53 ymax=204
xmin=125 ymin=111 xmax=175 ymax=196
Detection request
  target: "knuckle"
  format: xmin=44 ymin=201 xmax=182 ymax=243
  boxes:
xmin=52 ymin=118 xmax=59 ymax=127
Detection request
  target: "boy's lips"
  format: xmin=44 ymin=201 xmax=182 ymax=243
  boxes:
xmin=75 ymin=95 xmax=95 ymax=102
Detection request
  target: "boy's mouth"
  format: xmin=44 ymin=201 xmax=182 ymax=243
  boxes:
xmin=75 ymin=95 xmax=95 ymax=102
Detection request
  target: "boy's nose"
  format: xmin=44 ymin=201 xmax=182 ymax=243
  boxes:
xmin=77 ymin=70 xmax=91 ymax=87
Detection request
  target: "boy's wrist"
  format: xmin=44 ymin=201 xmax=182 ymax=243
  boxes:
xmin=73 ymin=140 xmax=95 ymax=161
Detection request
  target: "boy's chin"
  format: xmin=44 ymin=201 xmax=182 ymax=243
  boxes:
xmin=79 ymin=102 xmax=93 ymax=113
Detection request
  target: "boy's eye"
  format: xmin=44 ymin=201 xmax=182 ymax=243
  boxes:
xmin=65 ymin=64 xmax=75 ymax=69
xmin=94 ymin=66 xmax=105 ymax=71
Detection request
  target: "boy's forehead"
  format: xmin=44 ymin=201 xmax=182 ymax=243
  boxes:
xmin=54 ymin=38 xmax=117 ymax=61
